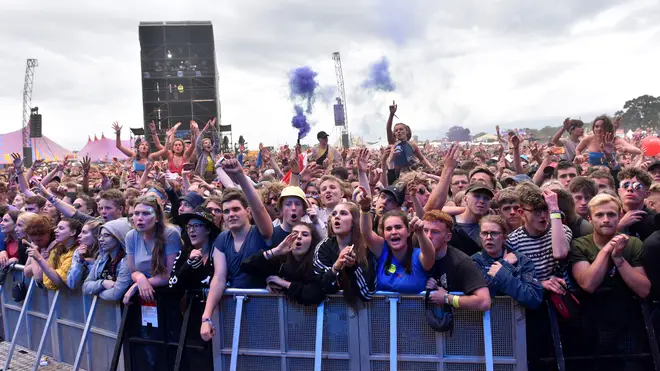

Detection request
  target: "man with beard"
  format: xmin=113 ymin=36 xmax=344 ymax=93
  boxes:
xmin=569 ymin=194 xmax=650 ymax=367
xmin=616 ymin=168 xmax=656 ymax=241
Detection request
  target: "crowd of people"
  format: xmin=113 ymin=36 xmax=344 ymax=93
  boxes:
xmin=1 ymin=104 xmax=660 ymax=369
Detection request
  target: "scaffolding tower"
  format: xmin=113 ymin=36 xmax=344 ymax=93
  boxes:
xmin=21 ymin=59 xmax=38 ymax=166
xmin=332 ymin=52 xmax=350 ymax=148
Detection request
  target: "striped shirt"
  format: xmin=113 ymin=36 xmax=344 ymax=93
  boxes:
xmin=506 ymin=224 xmax=572 ymax=281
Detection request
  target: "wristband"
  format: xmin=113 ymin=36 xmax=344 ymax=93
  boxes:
xmin=202 ymin=318 xmax=214 ymax=327
xmin=444 ymin=294 xmax=450 ymax=305
xmin=614 ymin=258 xmax=625 ymax=268
xmin=452 ymin=295 xmax=460 ymax=308
xmin=360 ymin=208 xmax=371 ymax=214
xmin=550 ymin=213 xmax=562 ymax=220
xmin=292 ymin=172 xmax=300 ymax=175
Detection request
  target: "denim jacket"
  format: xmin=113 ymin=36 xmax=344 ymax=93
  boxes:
xmin=82 ymin=252 xmax=132 ymax=301
xmin=472 ymin=249 xmax=543 ymax=309
xmin=66 ymin=249 xmax=94 ymax=290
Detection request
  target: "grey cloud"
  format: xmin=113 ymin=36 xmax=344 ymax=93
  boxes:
xmin=514 ymin=61 xmax=577 ymax=87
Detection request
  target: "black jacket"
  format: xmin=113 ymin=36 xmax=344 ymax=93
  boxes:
xmin=241 ymin=251 xmax=326 ymax=306
xmin=312 ymin=237 xmax=376 ymax=303
xmin=168 ymin=248 xmax=214 ymax=292
xmin=622 ymin=207 xmax=657 ymax=242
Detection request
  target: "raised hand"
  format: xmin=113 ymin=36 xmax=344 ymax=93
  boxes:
xmin=81 ymin=156 xmax=91 ymax=174
xmin=208 ymin=117 xmax=217 ymax=128
xmin=389 ymin=100 xmax=397 ymax=116
xmin=443 ymin=143 xmax=460 ymax=170
xmin=10 ymin=153 xmax=23 ymax=170
xmin=112 ymin=121 xmax=122 ymax=135
xmin=271 ymin=231 xmax=298 ymax=257
xmin=222 ymin=158 xmax=243 ymax=175
xmin=357 ymin=148 xmax=369 ymax=173
xmin=601 ymin=132 xmax=616 ymax=156
xmin=190 ymin=120 xmax=199 ymax=133
xmin=31 ymin=158 xmax=44 ymax=170
xmin=409 ymin=216 xmax=424 ymax=233
xmin=355 ymin=186 xmax=372 ymax=211
xmin=148 ymin=121 xmax=157 ymax=134
xmin=563 ymin=117 xmax=571 ymax=130
xmin=542 ymin=189 xmax=559 ymax=211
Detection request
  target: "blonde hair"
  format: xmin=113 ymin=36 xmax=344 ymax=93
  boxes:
xmin=649 ymin=183 xmax=660 ymax=194
xmin=587 ymin=193 xmax=622 ymax=216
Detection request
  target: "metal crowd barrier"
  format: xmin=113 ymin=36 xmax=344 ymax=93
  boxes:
xmin=0 ymin=264 xmax=527 ymax=371
xmin=0 ymin=264 xmax=124 ymax=371
xmin=212 ymin=289 xmax=528 ymax=371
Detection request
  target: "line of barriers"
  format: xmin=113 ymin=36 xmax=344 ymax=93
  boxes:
xmin=0 ymin=264 xmax=528 ymax=370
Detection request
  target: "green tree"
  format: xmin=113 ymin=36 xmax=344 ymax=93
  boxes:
xmin=445 ymin=126 xmax=471 ymax=141
xmin=615 ymin=95 xmax=660 ymax=129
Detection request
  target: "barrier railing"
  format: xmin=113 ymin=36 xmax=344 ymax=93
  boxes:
xmin=213 ymin=289 xmax=528 ymax=371
xmin=0 ymin=265 xmax=527 ymax=371
xmin=0 ymin=264 xmax=124 ymax=371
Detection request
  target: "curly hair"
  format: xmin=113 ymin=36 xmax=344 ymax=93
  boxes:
xmin=617 ymin=167 xmax=653 ymax=188
xmin=259 ymin=182 xmax=286 ymax=206
xmin=592 ymin=115 xmax=614 ymax=135
xmin=515 ymin=182 xmax=546 ymax=209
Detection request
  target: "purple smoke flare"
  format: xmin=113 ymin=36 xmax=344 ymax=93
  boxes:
xmin=361 ymin=57 xmax=396 ymax=92
xmin=289 ymin=66 xmax=319 ymax=114
xmin=291 ymin=105 xmax=311 ymax=140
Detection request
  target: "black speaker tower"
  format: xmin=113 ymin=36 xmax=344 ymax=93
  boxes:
xmin=138 ymin=21 xmax=226 ymax=148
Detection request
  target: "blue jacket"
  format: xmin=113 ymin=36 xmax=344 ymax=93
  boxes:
xmin=472 ymin=249 xmax=543 ymax=309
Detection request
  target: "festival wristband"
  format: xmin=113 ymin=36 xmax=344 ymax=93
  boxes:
xmin=452 ymin=295 xmax=460 ymax=308
xmin=360 ymin=208 xmax=370 ymax=214
xmin=202 ymin=318 xmax=214 ymax=327
xmin=550 ymin=213 xmax=562 ymax=220
xmin=444 ymin=294 xmax=450 ymax=305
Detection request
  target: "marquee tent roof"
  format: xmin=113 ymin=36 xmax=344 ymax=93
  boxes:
xmin=77 ymin=134 xmax=133 ymax=162
xmin=0 ymin=128 xmax=73 ymax=164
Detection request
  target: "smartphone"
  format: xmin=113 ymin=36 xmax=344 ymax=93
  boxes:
xmin=182 ymin=163 xmax=194 ymax=171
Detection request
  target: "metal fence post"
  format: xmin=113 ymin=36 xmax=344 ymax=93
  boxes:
xmin=72 ymin=295 xmax=98 ymax=371
xmin=483 ymin=310 xmax=494 ymax=371
xmin=31 ymin=289 xmax=60 ymax=371
xmin=229 ymin=295 xmax=246 ymax=371
xmin=2 ymin=278 xmax=36 ymax=371
xmin=388 ymin=296 xmax=398 ymax=371
xmin=314 ymin=301 xmax=325 ymax=371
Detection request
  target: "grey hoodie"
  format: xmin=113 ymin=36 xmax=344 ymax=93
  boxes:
xmin=82 ymin=218 xmax=133 ymax=301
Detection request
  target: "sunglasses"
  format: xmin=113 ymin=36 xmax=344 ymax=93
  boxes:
xmin=620 ymin=181 xmax=644 ymax=191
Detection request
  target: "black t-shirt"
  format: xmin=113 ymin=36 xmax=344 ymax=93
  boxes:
xmin=430 ymin=246 xmax=487 ymax=294
xmin=643 ymin=231 xmax=660 ymax=299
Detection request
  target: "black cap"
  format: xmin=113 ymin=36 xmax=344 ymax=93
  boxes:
xmin=380 ymin=186 xmax=404 ymax=206
xmin=317 ymin=131 xmax=329 ymax=139
xmin=465 ymin=183 xmax=494 ymax=198
xmin=648 ymin=161 xmax=660 ymax=172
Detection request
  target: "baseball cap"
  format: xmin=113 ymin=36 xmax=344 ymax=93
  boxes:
xmin=317 ymin=131 xmax=329 ymax=139
xmin=380 ymin=186 xmax=404 ymax=206
xmin=648 ymin=161 xmax=660 ymax=172
xmin=465 ymin=183 xmax=495 ymax=198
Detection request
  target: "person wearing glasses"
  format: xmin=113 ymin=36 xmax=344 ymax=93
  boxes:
xmin=472 ymin=215 xmax=543 ymax=309
xmin=82 ymin=218 xmax=132 ymax=301
xmin=169 ymin=207 xmax=221 ymax=292
xmin=506 ymin=183 xmax=571 ymax=295
xmin=615 ymin=168 xmax=655 ymax=242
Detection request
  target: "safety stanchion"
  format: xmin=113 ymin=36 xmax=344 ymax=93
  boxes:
xmin=229 ymin=295 xmax=246 ymax=371
xmin=2 ymin=278 xmax=36 ymax=371
xmin=72 ymin=295 xmax=98 ymax=371
xmin=388 ymin=296 xmax=398 ymax=371
xmin=313 ymin=301 xmax=325 ymax=371
xmin=31 ymin=290 xmax=60 ymax=371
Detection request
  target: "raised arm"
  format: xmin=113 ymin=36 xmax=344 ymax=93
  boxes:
xmin=615 ymin=137 xmax=642 ymax=155
xmin=10 ymin=153 xmax=36 ymax=198
xmin=222 ymin=159 xmax=273 ymax=240
xmin=552 ymin=118 xmax=570 ymax=147
xmin=184 ymin=121 xmax=198 ymax=162
xmin=545 ymin=190 xmax=570 ymax=260
xmin=148 ymin=121 xmax=170 ymax=160
xmin=424 ymin=144 xmax=458 ymax=212
xmin=356 ymin=149 xmax=372 ymax=196
xmin=112 ymin=122 xmax=135 ymax=157
xmin=510 ymin=135 xmax=525 ymax=175
xmin=38 ymin=182 xmax=77 ymax=218
xmin=412 ymin=142 xmax=434 ymax=169
xmin=410 ymin=217 xmax=435 ymax=271
xmin=386 ymin=101 xmax=397 ymax=145
xmin=356 ymin=187 xmax=384 ymax=257
xmin=149 ymin=121 xmax=164 ymax=151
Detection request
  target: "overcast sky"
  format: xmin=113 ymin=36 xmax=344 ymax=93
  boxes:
xmin=1 ymin=0 xmax=659 ymax=151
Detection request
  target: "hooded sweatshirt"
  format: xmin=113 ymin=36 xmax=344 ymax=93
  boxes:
xmin=82 ymin=218 xmax=133 ymax=301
